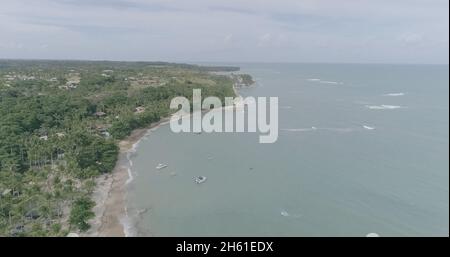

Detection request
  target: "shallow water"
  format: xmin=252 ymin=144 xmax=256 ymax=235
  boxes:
xmin=126 ymin=63 xmax=449 ymax=236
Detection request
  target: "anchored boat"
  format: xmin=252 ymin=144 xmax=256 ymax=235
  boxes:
xmin=156 ymin=163 xmax=168 ymax=170
xmin=194 ymin=176 xmax=207 ymax=184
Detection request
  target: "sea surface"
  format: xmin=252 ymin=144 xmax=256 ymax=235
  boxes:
xmin=125 ymin=63 xmax=449 ymax=236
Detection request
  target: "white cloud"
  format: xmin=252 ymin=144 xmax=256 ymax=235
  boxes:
xmin=0 ymin=0 xmax=448 ymax=63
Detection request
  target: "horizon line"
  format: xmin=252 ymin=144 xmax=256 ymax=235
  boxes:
xmin=0 ymin=57 xmax=448 ymax=66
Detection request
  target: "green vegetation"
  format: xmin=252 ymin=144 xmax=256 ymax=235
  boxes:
xmin=0 ymin=60 xmax=245 ymax=236
xmin=238 ymin=74 xmax=255 ymax=86
xmin=69 ymin=197 xmax=95 ymax=232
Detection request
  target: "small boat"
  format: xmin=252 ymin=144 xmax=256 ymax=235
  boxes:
xmin=194 ymin=176 xmax=207 ymax=184
xmin=156 ymin=163 xmax=168 ymax=170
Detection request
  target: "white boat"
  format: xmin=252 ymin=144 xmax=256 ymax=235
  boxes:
xmin=156 ymin=163 xmax=168 ymax=170
xmin=194 ymin=176 xmax=207 ymax=184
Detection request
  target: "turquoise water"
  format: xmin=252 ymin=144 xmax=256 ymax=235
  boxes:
xmin=126 ymin=63 xmax=449 ymax=236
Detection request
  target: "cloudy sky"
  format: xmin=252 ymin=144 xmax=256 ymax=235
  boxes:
xmin=0 ymin=0 xmax=448 ymax=63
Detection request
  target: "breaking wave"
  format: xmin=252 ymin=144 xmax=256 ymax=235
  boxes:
xmin=281 ymin=127 xmax=317 ymax=132
xmin=307 ymin=78 xmax=344 ymax=85
xmin=280 ymin=209 xmax=301 ymax=218
xmin=384 ymin=92 xmax=405 ymax=96
xmin=365 ymin=105 xmax=403 ymax=110
xmin=120 ymin=208 xmax=137 ymax=237
xmin=363 ymin=125 xmax=375 ymax=130
xmin=282 ymin=127 xmax=357 ymax=133
xmin=320 ymin=80 xmax=343 ymax=85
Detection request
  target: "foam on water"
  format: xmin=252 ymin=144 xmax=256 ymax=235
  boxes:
xmin=363 ymin=125 xmax=375 ymax=130
xmin=307 ymin=78 xmax=344 ymax=85
xmin=321 ymin=127 xmax=356 ymax=133
xmin=281 ymin=127 xmax=317 ymax=132
xmin=280 ymin=209 xmax=301 ymax=218
xmin=120 ymin=207 xmax=137 ymax=237
xmin=366 ymin=105 xmax=403 ymax=110
xmin=319 ymin=80 xmax=343 ymax=85
xmin=282 ymin=127 xmax=356 ymax=133
xmin=125 ymin=168 xmax=134 ymax=185
xmin=125 ymin=141 xmax=141 ymax=185
xmin=280 ymin=210 xmax=290 ymax=217
xmin=384 ymin=93 xmax=405 ymax=96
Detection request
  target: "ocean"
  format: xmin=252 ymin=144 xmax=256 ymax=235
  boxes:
xmin=124 ymin=63 xmax=449 ymax=236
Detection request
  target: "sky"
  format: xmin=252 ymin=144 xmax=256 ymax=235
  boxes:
xmin=0 ymin=0 xmax=448 ymax=64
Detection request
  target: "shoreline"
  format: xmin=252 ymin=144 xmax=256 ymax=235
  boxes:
xmin=82 ymin=117 xmax=170 ymax=237
xmin=85 ymin=83 xmax=244 ymax=237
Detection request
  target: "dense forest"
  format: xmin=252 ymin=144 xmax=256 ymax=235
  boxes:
xmin=0 ymin=60 xmax=250 ymax=236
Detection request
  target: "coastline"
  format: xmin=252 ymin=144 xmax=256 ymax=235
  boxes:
xmin=82 ymin=117 xmax=170 ymax=237
xmin=85 ymin=82 xmax=243 ymax=237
